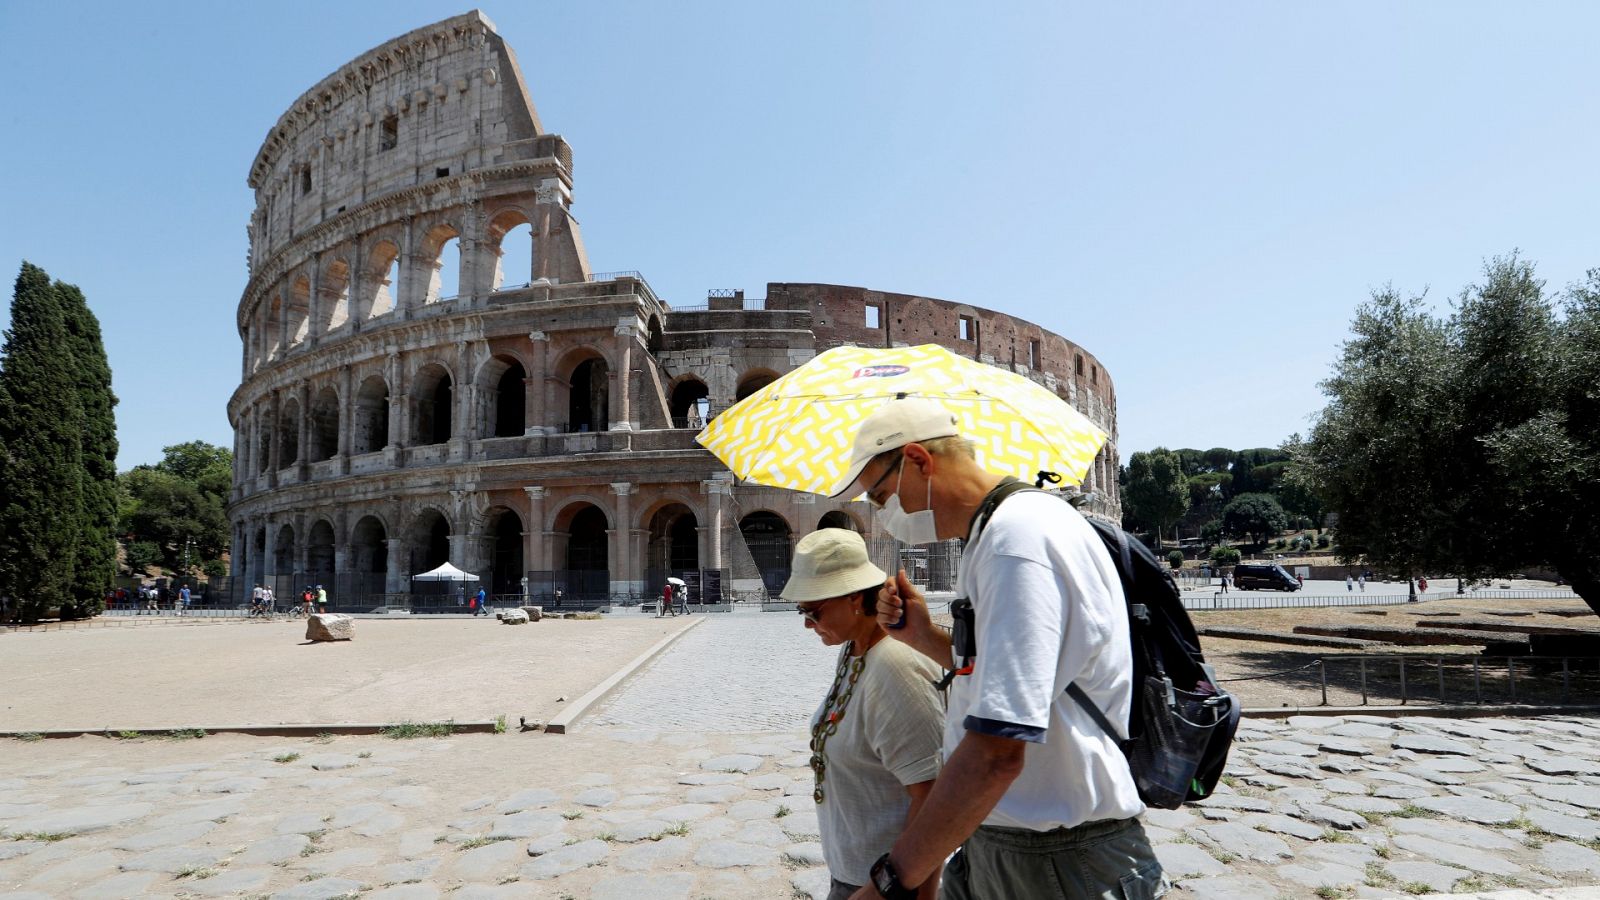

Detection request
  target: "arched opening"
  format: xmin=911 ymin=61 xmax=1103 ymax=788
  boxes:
xmin=413 ymin=364 xmax=453 ymax=445
xmin=669 ymin=378 xmax=710 ymax=429
xmin=351 ymin=516 xmax=387 ymax=575
xmin=321 ymin=258 xmax=351 ymax=332
xmin=423 ymin=225 xmax=462 ymax=304
xmin=488 ymin=211 xmax=534 ymax=291
xmin=739 ymin=511 xmax=792 ymax=596
xmin=736 ymin=370 xmax=778 ymax=402
xmin=567 ymin=357 xmax=609 ymax=433
xmin=406 ymin=508 xmax=452 ymax=577
xmin=256 ymin=426 xmax=271 ymax=475
xmin=562 ymin=504 xmax=609 ymax=601
xmin=353 ymin=375 xmax=389 ymax=455
xmin=309 ymin=386 xmax=340 ymax=463
xmin=287 ymin=276 xmax=311 ymax=348
xmin=273 ymin=524 xmax=295 ymax=575
xmin=645 ymin=504 xmax=699 ymax=599
xmin=364 ymin=241 xmax=400 ymax=320
xmin=486 ymin=507 xmax=525 ymax=597
xmin=476 ymin=356 xmax=527 ymax=438
xmin=252 ymin=527 xmax=267 ymax=587
xmin=818 ymin=511 xmax=861 ymax=532
xmin=306 ymin=519 xmax=336 ymax=586
xmin=278 ymin=397 xmax=301 ymax=467
xmin=646 ymin=315 xmax=665 ymax=353
xmin=265 ymin=295 xmax=283 ymax=361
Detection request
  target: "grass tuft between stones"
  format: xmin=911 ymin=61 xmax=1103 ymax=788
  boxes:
xmin=1364 ymin=862 xmax=1395 ymax=888
xmin=661 ymin=821 xmax=689 ymax=837
xmin=272 ymin=752 xmax=301 ymax=764
xmin=1314 ymin=887 xmax=1354 ymax=900
xmin=1400 ymin=882 xmax=1433 ymax=896
xmin=11 ymin=831 xmax=71 ymax=842
xmin=380 ymin=721 xmax=457 ymax=739
xmin=1389 ymin=804 xmax=1438 ymax=819
xmin=457 ymin=835 xmax=512 ymax=850
xmin=561 ymin=811 xmax=584 ymax=820
xmin=13 ymin=732 xmax=43 ymax=742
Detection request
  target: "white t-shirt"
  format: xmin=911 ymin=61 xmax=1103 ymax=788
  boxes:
xmin=812 ymin=638 xmax=945 ymax=885
xmin=946 ymin=490 xmax=1145 ymax=831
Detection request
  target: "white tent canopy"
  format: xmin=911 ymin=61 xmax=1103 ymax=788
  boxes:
xmin=411 ymin=562 xmax=479 ymax=582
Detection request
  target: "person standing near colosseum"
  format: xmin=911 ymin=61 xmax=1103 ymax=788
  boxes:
xmin=785 ymin=528 xmax=944 ymax=900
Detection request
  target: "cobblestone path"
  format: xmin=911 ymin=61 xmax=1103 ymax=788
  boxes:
xmin=587 ymin=610 xmax=838 ymax=732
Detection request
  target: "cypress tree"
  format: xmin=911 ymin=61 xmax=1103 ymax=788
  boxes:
xmin=57 ymin=278 xmax=118 ymax=619
xmin=0 ymin=262 xmax=84 ymax=622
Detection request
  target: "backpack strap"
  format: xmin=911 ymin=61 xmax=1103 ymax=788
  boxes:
xmin=1067 ymin=682 xmax=1127 ymax=744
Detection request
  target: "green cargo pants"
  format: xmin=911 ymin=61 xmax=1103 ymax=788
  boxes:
xmin=941 ymin=817 xmax=1166 ymax=900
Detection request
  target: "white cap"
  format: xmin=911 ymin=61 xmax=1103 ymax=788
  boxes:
xmin=827 ymin=398 xmax=960 ymax=498
xmin=780 ymin=528 xmax=887 ymax=603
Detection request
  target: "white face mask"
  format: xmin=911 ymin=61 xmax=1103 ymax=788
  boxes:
xmin=880 ymin=458 xmax=938 ymax=545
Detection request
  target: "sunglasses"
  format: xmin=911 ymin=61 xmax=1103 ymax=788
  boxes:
xmin=861 ymin=452 xmax=903 ymax=508
xmin=796 ymin=598 xmax=836 ymax=623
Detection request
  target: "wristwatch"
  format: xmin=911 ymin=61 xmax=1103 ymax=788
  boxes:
xmin=870 ymin=852 xmax=918 ymax=900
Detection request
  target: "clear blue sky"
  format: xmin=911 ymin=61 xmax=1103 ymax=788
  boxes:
xmin=3 ymin=2 xmax=1598 ymax=471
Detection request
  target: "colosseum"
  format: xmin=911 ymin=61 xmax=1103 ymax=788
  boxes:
xmin=226 ymin=11 xmax=1120 ymax=608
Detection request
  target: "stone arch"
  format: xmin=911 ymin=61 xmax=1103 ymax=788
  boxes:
xmin=412 ymin=362 xmax=454 ymax=445
xmin=265 ymin=294 xmax=284 ymax=361
xmin=645 ymin=314 xmax=664 ymax=353
xmin=556 ymin=348 xmax=610 ymax=433
xmin=309 ymin=385 xmax=340 ymax=462
xmin=483 ymin=506 xmax=525 ymax=597
xmin=287 ymin=275 xmax=311 ymax=348
xmin=486 ymin=208 xmax=534 ymax=292
xmin=404 ymin=506 xmax=453 ymax=577
xmin=273 ymin=523 xmax=296 ymax=574
xmin=669 ymin=376 xmax=710 ymax=429
xmin=361 ymin=239 xmax=401 ymax=320
xmin=554 ymin=501 xmax=610 ymax=601
xmin=256 ymin=420 xmax=271 ymax=475
xmin=320 ymin=257 xmax=351 ymax=333
xmin=817 ymin=510 xmax=864 ymax=533
xmin=644 ymin=501 xmax=699 ymax=591
xmin=306 ymin=518 xmax=336 ymax=583
xmin=739 ymin=510 xmax=792 ymax=596
xmin=251 ymin=526 xmax=267 ymax=587
xmin=349 ymin=515 xmax=389 ymax=594
xmin=735 ymin=368 xmax=779 ymax=402
xmin=475 ymin=354 xmax=528 ymax=438
xmin=278 ymin=396 xmax=301 ymax=467
xmin=353 ymin=374 xmax=389 ymax=455
xmin=421 ymin=222 xmax=462 ymax=304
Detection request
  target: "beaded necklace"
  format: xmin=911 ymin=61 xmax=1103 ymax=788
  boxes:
xmin=809 ymin=643 xmax=867 ymax=804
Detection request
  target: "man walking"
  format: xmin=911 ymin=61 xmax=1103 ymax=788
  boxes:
xmin=178 ymin=584 xmax=192 ymax=616
xmin=474 ymin=585 xmax=488 ymax=617
xmin=828 ymin=399 xmax=1163 ymax=900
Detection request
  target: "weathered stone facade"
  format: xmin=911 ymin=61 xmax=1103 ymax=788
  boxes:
xmin=227 ymin=11 xmax=1119 ymax=603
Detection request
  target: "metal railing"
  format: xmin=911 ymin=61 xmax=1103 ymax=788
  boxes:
xmin=1183 ymin=589 xmax=1579 ymax=611
xmin=1235 ymin=653 xmax=1600 ymax=708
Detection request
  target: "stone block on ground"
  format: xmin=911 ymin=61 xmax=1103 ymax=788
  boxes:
xmin=305 ymin=613 xmax=355 ymax=642
xmin=522 ymin=606 xmax=542 ymax=621
xmin=498 ymin=609 xmax=529 ymax=625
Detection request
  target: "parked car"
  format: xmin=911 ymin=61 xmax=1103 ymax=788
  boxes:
xmin=1233 ymin=563 xmax=1301 ymax=591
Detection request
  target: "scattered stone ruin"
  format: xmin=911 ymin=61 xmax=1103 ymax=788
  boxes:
xmin=226 ymin=11 xmax=1120 ymax=605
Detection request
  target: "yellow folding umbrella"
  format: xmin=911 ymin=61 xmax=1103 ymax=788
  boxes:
xmin=696 ymin=343 xmax=1109 ymax=496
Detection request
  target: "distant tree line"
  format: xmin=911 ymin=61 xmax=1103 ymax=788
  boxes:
xmin=1119 ymin=444 xmax=1323 ymax=550
xmin=0 ymin=263 xmax=118 ymax=622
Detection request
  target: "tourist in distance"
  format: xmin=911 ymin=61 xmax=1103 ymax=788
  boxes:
xmin=785 ymin=528 xmax=944 ymax=900
xmin=315 ymin=584 xmax=328 ymax=613
xmin=828 ymin=398 xmax=1165 ymax=900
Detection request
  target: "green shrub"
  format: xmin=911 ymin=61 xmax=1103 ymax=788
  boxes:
xmin=1210 ymin=545 xmax=1242 ymax=566
xmin=126 ymin=541 xmax=161 ymax=573
xmin=1166 ymin=550 xmax=1184 ymax=570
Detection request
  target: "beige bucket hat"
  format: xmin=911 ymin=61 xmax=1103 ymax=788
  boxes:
xmin=781 ymin=528 xmax=887 ymax=603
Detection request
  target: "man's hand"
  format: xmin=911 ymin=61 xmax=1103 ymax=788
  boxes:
xmin=878 ymin=569 xmax=950 ymax=666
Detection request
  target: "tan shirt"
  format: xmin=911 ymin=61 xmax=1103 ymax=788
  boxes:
xmin=811 ymin=637 xmax=945 ymax=885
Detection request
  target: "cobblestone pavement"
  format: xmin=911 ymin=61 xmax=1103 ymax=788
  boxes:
xmin=587 ymin=609 xmax=837 ymax=732
xmin=3 ymin=714 xmax=1600 ymax=898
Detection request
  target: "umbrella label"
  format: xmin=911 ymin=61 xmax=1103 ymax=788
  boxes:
xmin=852 ymin=365 xmax=910 ymax=379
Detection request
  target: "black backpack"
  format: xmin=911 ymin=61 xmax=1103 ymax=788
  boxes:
xmin=956 ymin=478 xmax=1240 ymax=810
